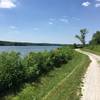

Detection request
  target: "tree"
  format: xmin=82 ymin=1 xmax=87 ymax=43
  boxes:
xmin=75 ymin=29 xmax=88 ymax=46
xmin=90 ymin=31 xmax=100 ymax=45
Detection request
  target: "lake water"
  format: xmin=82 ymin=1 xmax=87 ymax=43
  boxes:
xmin=0 ymin=46 xmax=60 ymax=55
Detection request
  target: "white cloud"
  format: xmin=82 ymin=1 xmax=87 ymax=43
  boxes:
xmin=9 ymin=25 xmax=20 ymax=34
xmin=95 ymin=3 xmax=100 ymax=7
xmin=10 ymin=25 xmax=17 ymax=29
xmin=0 ymin=0 xmax=16 ymax=8
xmin=82 ymin=1 xmax=91 ymax=7
xmin=59 ymin=18 xmax=69 ymax=23
xmin=49 ymin=22 xmax=53 ymax=25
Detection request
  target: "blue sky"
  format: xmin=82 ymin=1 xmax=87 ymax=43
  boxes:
xmin=0 ymin=0 xmax=100 ymax=44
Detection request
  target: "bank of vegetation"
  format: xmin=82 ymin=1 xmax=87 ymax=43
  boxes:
xmin=74 ymin=29 xmax=100 ymax=55
xmin=0 ymin=46 xmax=90 ymax=100
xmin=0 ymin=46 xmax=72 ymax=99
xmin=84 ymin=45 xmax=100 ymax=55
xmin=83 ymin=31 xmax=100 ymax=55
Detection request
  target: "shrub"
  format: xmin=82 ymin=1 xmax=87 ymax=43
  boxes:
xmin=0 ymin=46 xmax=74 ymax=94
xmin=0 ymin=52 xmax=25 ymax=93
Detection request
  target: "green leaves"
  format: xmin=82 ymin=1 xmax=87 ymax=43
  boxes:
xmin=0 ymin=52 xmax=25 ymax=92
xmin=0 ymin=46 xmax=74 ymax=94
xmin=90 ymin=31 xmax=100 ymax=45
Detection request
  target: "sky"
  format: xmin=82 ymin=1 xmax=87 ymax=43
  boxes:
xmin=0 ymin=0 xmax=100 ymax=44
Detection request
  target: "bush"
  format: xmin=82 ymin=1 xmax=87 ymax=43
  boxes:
xmin=0 ymin=46 xmax=74 ymax=94
xmin=0 ymin=52 xmax=25 ymax=93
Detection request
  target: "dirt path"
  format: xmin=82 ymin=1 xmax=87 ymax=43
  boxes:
xmin=76 ymin=49 xmax=100 ymax=100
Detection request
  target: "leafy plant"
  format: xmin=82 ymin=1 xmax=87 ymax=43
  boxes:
xmin=0 ymin=46 xmax=74 ymax=95
xmin=0 ymin=52 xmax=25 ymax=93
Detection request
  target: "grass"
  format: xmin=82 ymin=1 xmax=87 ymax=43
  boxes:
xmin=4 ymin=52 xmax=90 ymax=100
xmin=42 ymin=53 xmax=90 ymax=100
xmin=83 ymin=45 xmax=100 ymax=55
xmin=83 ymin=48 xmax=100 ymax=55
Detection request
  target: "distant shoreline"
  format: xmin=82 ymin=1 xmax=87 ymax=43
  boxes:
xmin=0 ymin=41 xmax=67 ymax=46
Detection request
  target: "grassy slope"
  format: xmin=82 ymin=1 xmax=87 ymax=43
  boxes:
xmin=83 ymin=45 xmax=100 ymax=55
xmin=83 ymin=49 xmax=100 ymax=55
xmin=5 ymin=52 xmax=90 ymax=100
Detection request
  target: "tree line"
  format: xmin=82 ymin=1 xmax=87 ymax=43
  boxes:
xmin=0 ymin=41 xmax=66 ymax=46
xmin=75 ymin=28 xmax=100 ymax=47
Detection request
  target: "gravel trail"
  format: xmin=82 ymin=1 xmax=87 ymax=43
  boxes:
xmin=76 ymin=49 xmax=100 ymax=100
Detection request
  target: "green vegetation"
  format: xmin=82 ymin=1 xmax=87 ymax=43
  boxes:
xmin=2 ymin=48 xmax=90 ymax=100
xmin=75 ymin=28 xmax=88 ymax=47
xmin=82 ymin=31 xmax=100 ymax=55
xmin=1 ymin=28 xmax=100 ymax=100
xmin=83 ymin=45 xmax=100 ymax=55
xmin=74 ymin=29 xmax=100 ymax=55
xmin=43 ymin=54 xmax=90 ymax=100
xmin=89 ymin=31 xmax=100 ymax=45
xmin=0 ymin=46 xmax=76 ymax=99
xmin=0 ymin=52 xmax=25 ymax=94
